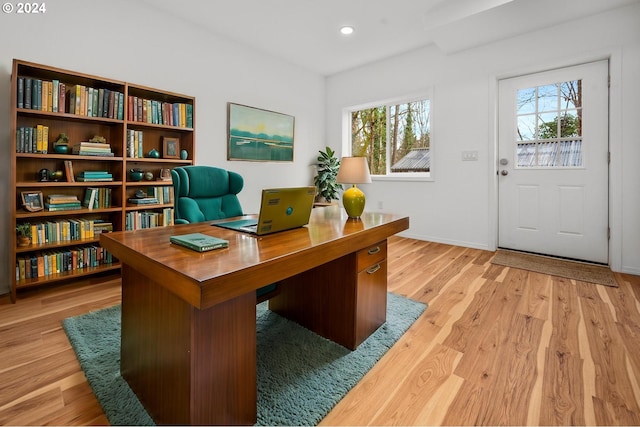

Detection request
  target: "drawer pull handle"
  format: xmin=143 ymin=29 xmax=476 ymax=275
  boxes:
xmin=366 ymin=264 xmax=381 ymax=274
xmin=367 ymin=246 xmax=381 ymax=255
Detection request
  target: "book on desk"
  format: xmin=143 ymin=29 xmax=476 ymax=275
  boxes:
xmin=169 ymin=233 xmax=229 ymax=252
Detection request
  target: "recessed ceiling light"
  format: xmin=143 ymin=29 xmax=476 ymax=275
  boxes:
xmin=340 ymin=26 xmax=354 ymax=35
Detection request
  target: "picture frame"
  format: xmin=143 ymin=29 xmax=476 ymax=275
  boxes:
xmin=21 ymin=191 xmax=44 ymax=212
xmin=227 ymin=103 xmax=295 ymax=162
xmin=162 ymin=137 xmax=180 ymax=159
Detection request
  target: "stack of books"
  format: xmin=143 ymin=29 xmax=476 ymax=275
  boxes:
xmin=77 ymin=171 xmax=113 ymax=182
xmin=72 ymin=142 xmax=114 ymax=157
xmin=93 ymin=220 xmax=113 ymax=234
xmin=128 ymin=197 xmax=159 ymax=205
xmin=45 ymin=194 xmax=82 ymax=211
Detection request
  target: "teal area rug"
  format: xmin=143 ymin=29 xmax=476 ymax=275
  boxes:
xmin=63 ymin=293 xmax=426 ymax=426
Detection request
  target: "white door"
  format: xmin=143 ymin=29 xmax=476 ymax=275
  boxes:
xmin=498 ymin=60 xmax=609 ymax=264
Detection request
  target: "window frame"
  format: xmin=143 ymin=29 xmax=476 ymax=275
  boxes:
xmin=342 ymin=89 xmax=434 ymax=182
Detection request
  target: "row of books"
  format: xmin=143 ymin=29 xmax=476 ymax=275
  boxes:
xmin=83 ymin=187 xmax=113 ymax=209
xmin=125 ymin=208 xmax=174 ymax=230
xmin=127 ymin=96 xmax=193 ymax=128
xmin=16 ymin=77 xmax=125 ymax=120
xmin=126 ymin=129 xmax=144 ymax=158
xmin=17 ymin=78 xmax=66 ymax=113
xmin=68 ymin=85 xmax=124 ymax=119
xmin=16 ymin=125 xmax=49 ymax=153
xmin=15 ymin=246 xmax=114 ymax=281
xmin=149 ymin=185 xmax=174 ymax=204
xmin=28 ymin=219 xmax=113 ymax=245
xmin=72 ymin=142 xmax=114 ymax=157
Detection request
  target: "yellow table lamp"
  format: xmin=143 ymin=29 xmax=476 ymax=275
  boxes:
xmin=336 ymin=157 xmax=372 ymax=218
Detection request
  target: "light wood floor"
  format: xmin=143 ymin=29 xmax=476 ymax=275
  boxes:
xmin=1 ymin=236 xmax=639 ymax=425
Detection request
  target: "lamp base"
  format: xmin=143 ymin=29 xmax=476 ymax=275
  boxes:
xmin=342 ymin=184 xmax=366 ymax=218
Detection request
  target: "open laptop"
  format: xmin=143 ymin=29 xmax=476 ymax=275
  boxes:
xmin=212 ymin=186 xmax=316 ymax=235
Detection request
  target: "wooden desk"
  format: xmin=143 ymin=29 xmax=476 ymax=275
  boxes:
xmin=100 ymin=206 xmax=409 ymax=425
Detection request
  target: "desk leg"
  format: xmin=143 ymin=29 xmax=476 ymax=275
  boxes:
xmin=269 ymin=252 xmax=387 ymax=350
xmin=120 ymin=264 xmax=257 ymax=425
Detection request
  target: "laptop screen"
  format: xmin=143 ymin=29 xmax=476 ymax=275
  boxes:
xmin=213 ymin=186 xmax=316 ymax=235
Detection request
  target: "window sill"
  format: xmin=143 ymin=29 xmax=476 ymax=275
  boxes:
xmin=371 ymin=174 xmax=433 ymax=183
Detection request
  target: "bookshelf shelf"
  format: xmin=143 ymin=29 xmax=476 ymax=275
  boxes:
xmin=125 ymin=181 xmax=173 ymax=187
xmin=10 ymin=59 xmax=195 ymax=302
xmin=16 ymin=181 xmax=125 ymax=188
xmin=15 ymin=237 xmax=102 ymax=253
xmin=15 ymin=207 xmax=124 ymax=219
xmin=125 ymin=203 xmax=174 ymax=210
xmin=126 ymin=158 xmax=191 ymax=165
xmin=16 ymin=153 xmax=124 ymax=160
xmin=16 ymin=263 xmax=122 ymax=289
xmin=17 ymin=107 xmax=125 ymax=124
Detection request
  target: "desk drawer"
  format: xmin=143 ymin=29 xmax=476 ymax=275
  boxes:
xmin=357 ymin=240 xmax=387 ymax=272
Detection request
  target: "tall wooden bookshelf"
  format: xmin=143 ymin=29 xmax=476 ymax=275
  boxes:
xmin=10 ymin=59 xmax=195 ymax=302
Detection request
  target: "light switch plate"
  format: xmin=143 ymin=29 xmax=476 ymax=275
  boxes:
xmin=462 ymin=150 xmax=479 ymax=161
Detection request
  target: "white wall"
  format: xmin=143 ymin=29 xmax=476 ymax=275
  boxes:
xmin=1 ymin=2 xmax=638 ymax=298
xmin=325 ymin=3 xmax=640 ymax=274
xmin=0 ymin=0 xmax=326 ymax=295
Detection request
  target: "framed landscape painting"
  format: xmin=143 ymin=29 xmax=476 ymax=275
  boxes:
xmin=227 ymin=103 xmax=294 ymax=162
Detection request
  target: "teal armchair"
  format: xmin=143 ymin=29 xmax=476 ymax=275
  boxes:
xmin=171 ymin=165 xmax=244 ymax=225
xmin=171 ymin=165 xmax=278 ymax=302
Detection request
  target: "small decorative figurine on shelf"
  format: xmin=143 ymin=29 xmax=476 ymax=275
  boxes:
xmin=49 ymin=170 xmax=64 ymax=181
xmin=88 ymin=135 xmax=106 ymax=144
xmin=129 ymin=169 xmax=144 ymax=181
xmin=53 ymin=133 xmax=70 ymax=154
xmin=147 ymin=148 xmax=160 ymax=159
xmin=159 ymin=168 xmax=172 ymax=181
xmin=38 ymin=168 xmax=50 ymax=182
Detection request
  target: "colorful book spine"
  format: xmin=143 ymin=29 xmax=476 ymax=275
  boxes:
xmin=15 ymin=246 xmax=114 ymax=281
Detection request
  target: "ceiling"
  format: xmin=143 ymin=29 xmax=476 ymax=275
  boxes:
xmin=132 ymin=0 xmax=638 ymax=76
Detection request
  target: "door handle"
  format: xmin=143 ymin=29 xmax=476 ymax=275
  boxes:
xmin=501 ymin=170 xmax=509 ymax=176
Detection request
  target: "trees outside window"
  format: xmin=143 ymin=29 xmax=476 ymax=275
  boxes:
xmin=349 ymin=96 xmax=431 ymax=176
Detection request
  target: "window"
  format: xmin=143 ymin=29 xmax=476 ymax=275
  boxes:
xmin=347 ymin=94 xmax=431 ymax=177
xmin=516 ymin=80 xmax=582 ymax=167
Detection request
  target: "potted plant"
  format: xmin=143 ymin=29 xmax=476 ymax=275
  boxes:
xmin=314 ymin=146 xmax=342 ymax=203
xmin=16 ymin=223 xmax=32 ymax=247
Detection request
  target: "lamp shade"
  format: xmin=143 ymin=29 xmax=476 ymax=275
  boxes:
xmin=336 ymin=157 xmax=372 ymax=184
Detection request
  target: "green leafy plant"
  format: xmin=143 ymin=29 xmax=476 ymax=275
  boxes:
xmin=16 ymin=222 xmax=31 ymax=238
xmin=314 ymin=147 xmax=342 ymax=201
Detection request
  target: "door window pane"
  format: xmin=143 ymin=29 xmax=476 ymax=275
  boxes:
xmin=515 ymin=80 xmax=582 ymax=168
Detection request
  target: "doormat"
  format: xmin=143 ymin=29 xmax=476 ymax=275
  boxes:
xmin=491 ymin=249 xmax=618 ymax=287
